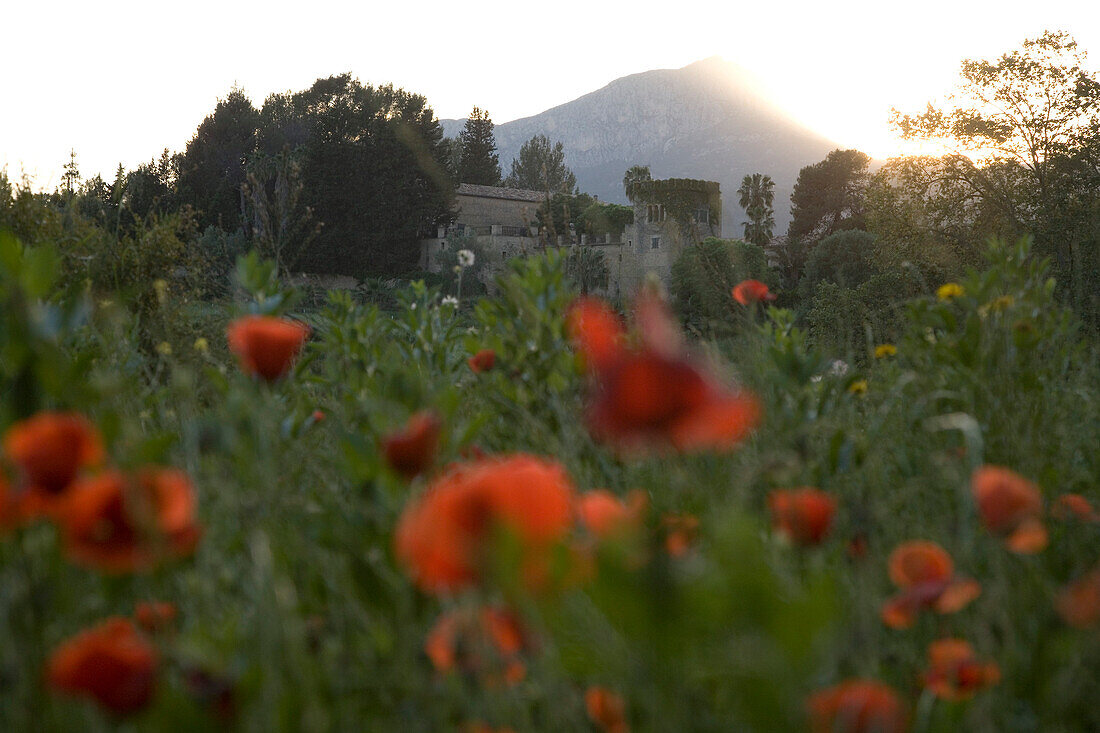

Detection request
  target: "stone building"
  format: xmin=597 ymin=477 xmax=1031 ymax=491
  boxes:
xmin=421 ymin=178 xmax=721 ymax=299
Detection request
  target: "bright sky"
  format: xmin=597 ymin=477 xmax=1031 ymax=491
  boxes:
xmin=3 ymin=0 xmax=1098 ymax=189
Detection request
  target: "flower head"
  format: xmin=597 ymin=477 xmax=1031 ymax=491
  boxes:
xmin=580 ymin=295 xmax=760 ymax=455
xmin=807 ymin=679 xmax=907 ymax=733
xmin=768 ymin=488 xmax=836 ymax=546
xmin=922 ymin=639 xmax=1000 ymax=700
xmin=1056 ymin=568 xmax=1100 ymax=629
xmin=577 ymin=489 xmax=647 ymax=538
xmin=662 ymin=513 xmax=699 ymax=557
xmin=732 ymin=279 xmax=776 ymax=305
xmin=3 ymin=412 xmax=104 ymax=511
xmin=47 ymin=617 xmax=158 ymax=715
xmin=134 ymin=602 xmax=177 ymax=634
xmin=874 ymin=344 xmax=897 ymax=359
xmin=881 ymin=541 xmax=980 ymax=629
xmin=441 ymin=295 xmax=459 ymax=307
xmin=457 ymin=249 xmax=475 ymax=267
xmin=226 ymin=315 xmax=310 ymax=382
xmin=59 ymin=468 xmax=201 ymax=573
xmin=937 ymin=283 xmax=965 ymax=301
xmin=586 ymin=686 xmax=629 ymax=733
xmin=395 ymin=454 xmax=575 ymax=593
xmin=848 ymin=380 xmax=868 ymax=396
xmin=383 ymin=411 xmax=442 ymax=479
xmin=971 ymin=466 xmax=1047 ymax=553
xmin=468 ymin=349 xmax=496 ymax=373
xmin=425 ymin=604 xmax=531 ymax=686
xmin=567 ymin=297 xmax=626 ymax=372
xmin=1052 ymin=493 xmax=1097 ymax=522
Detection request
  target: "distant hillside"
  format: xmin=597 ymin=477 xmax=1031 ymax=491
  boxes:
xmin=442 ymin=57 xmax=839 ymax=233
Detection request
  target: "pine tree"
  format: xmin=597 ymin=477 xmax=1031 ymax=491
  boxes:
xmin=457 ymin=107 xmax=501 ymax=185
xmin=61 ymin=149 xmax=80 ymax=195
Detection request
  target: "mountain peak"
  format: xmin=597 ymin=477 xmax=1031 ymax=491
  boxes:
xmin=443 ymin=60 xmax=838 ymax=229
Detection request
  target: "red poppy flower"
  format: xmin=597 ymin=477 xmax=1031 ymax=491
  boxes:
xmin=922 ymin=639 xmax=1000 ymax=700
xmin=468 ymin=349 xmax=496 ymax=373
xmin=383 ymin=411 xmax=442 ymax=479
xmin=59 ymin=468 xmax=201 ymax=573
xmin=1052 ymin=493 xmax=1097 ymax=522
xmin=3 ymin=412 xmax=104 ymax=515
xmin=732 ymin=279 xmax=776 ymax=305
xmin=226 ymin=315 xmax=310 ymax=382
xmin=47 ymin=617 xmax=158 ymax=715
xmin=1056 ymin=568 xmax=1100 ymax=629
xmin=807 ymin=679 xmax=906 ymax=733
xmin=585 ymin=686 xmax=629 ymax=733
xmin=971 ymin=466 xmax=1047 ymax=553
xmin=567 ymin=297 xmax=626 ymax=372
xmin=577 ymin=489 xmax=647 ymax=538
xmin=881 ymin=541 xmax=980 ymax=629
xmin=663 ymin=514 xmax=700 ymax=557
xmin=134 ymin=602 xmax=177 ymax=634
xmin=424 ymin=605 xmax=531 ymax=686
xmin=395 ymin=454 xmax=575 ymax=593
xmin=768 ymin=488 xmax=836 ymax=546
xmin=580 ymin=290 xmax=761 ymax=451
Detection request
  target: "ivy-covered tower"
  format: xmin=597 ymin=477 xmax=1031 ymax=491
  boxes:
xmin=618 ymin=177 xmax=722 ymax=294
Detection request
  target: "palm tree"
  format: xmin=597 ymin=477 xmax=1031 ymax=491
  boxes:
xmin=623 ymin=165 xmax=652 ymax=201
xmin=737 ymin=173 xmax=776 ymax=247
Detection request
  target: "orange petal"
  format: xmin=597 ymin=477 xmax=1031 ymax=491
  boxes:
xmin=1006 ymin=519 xmax=1048 ymax=554
xmin=881 ymin=596 xmax=917 ymax=629
xmin=935 ymin=579 xmax=982 ymax=614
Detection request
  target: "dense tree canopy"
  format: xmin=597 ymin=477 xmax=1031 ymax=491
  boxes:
xmin=254 ymin=74 xmax=453 ymax=276
xmin=787 ymin=149 xmax=870 ymax=244
xmin=889 ymin=31 xmax=1100 ymax=330
xmin=504 ymin=135 xmax=576 ymax=193
xmin=176 ymin=88 xmax=258 ymax=232
xmin=457 ymin=107 xmax=501 ymax=185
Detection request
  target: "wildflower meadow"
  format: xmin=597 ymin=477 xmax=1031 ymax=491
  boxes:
xmin=0 ymin=226 xmax=1097 ymax=732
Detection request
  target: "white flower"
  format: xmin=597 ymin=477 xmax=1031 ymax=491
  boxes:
xmin=457 ymin=249 xmax=475 ymax=267
xmin=828 ymin=359 xmax=850 ymax=377
xmin=441 ymin=296 xmax=459 ymax=307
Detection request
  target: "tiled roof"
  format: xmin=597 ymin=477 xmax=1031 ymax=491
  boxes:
xmin=456 ymin=183 xmax=546 ymax=203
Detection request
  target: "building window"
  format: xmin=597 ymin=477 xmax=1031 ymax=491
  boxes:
xmin=694 ymin=207 xmax=709 ymax=224
xmin=440 ymin=241 xmax=446 ymax=250
xmin=651 ymin=236 xmax=660 ymax=249
xmin=646 ymin=204 xmax=666 ymax=223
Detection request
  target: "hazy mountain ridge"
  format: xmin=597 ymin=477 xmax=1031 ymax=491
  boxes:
xmin=441 ymin=57 xmax=839 ymax=232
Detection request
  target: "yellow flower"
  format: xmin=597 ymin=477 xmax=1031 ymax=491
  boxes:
xmin=981 ymin=295 xmax=1015 ymax=316
xmin=874 ymin=344 xmax=897 ymax=359
xmin=937 ymin=283 xmax=965 ymax=301
xmin=193 ymin=337 xmax=209 ymax=352
xmin=156 ymin=342 xmax=173 ymax=356
xmin=153 ymin=279 xmax=169 ymax=303
xmin=848 ymin=379 xmax=868 ymax=395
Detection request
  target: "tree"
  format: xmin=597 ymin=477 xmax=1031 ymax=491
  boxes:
xmin=176 ymin=87 xmax=259 ymax=232
xmin=504 ymin=135 xmax=576 ymax=193
xmin=788 ymin=149 xmax=870 ymax=244
xmin=256 ymin=74 xmax=453 ymax=277
xmin=242 ymin=148 xmax=318 ymax=274
xmin=670 ymin=237 xmax=772 ymax=334
xmin=799 ymin=230 xmax=880 ymax=297
xmin=891 ymin=31 xmax=1100 ymax=331
xmin=736 ymin=173 xmax=775 ymax=247
xmin=623 ymin=165 xmax=652 ymax=201
xmin=61 ymin=150 xmax=80 ymax=196
xmin=457 ymin=107 xmax=501 ymax=185
xmin=563 ymin=246 xmax=609 ymax=295
xmin=893 ymin=31 xmax=1100 ymax=210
